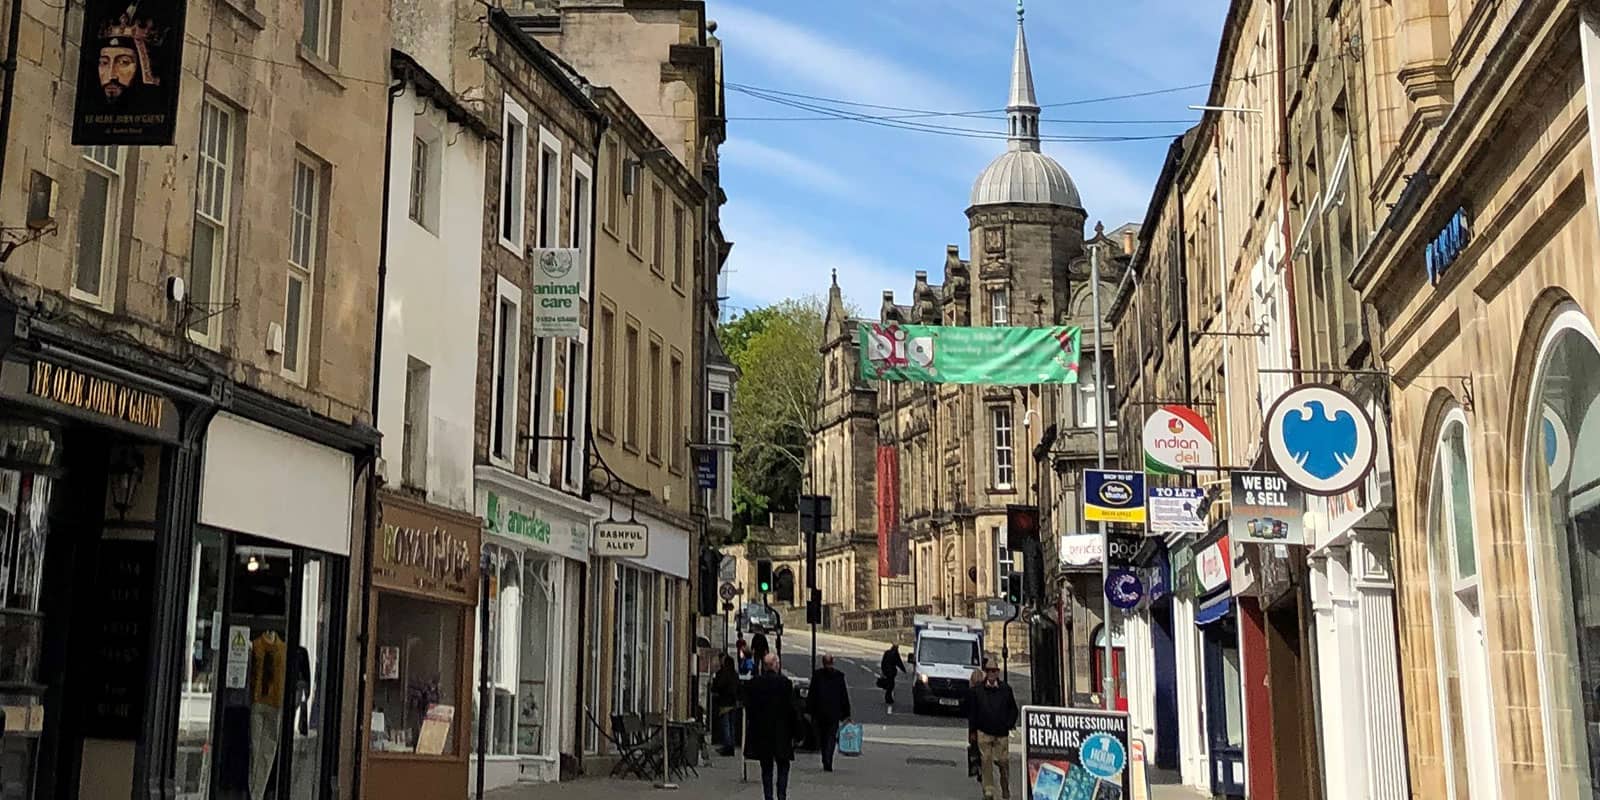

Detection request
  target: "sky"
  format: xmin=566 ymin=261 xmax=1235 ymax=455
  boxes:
xmin=711 ymin=0 xmax=1230 ymax=315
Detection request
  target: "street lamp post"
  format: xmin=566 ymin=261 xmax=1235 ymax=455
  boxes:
xmin=1089 ymin=236 xmax=1113 ymax=712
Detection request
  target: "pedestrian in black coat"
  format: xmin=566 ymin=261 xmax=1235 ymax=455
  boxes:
xmin=807 ymin=654 xmax=852 ymax=771
xmin=879 ymin=644 xmax=907 ymax=712
xmin=744 ymin=654 xmax=799 ymax=800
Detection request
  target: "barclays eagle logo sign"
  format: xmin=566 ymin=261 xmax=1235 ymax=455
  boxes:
xmin=1264 ymin=384 xmax=1377 ymax=496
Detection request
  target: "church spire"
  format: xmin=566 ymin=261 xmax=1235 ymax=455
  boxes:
xmin=1007 ymin=0 xmax=1041 ymax=153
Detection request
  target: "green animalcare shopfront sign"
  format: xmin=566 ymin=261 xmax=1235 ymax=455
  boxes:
xmin=486 ymin=491 xmax=552 ymax=545
xmin=857 ymin=323 xmax=1082 ymax=385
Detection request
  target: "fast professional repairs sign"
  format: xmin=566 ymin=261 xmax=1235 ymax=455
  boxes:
xmin=1023 ymin=705 xmax=1131 ymax=799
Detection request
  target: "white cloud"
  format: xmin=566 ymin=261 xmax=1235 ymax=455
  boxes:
xmin=721 ymin=138 xmax=859 ymax=200
xmin=721 ymin=201 xmax=902 ymax=312
xmin=713 ymin=3 xmax=969 ymax=110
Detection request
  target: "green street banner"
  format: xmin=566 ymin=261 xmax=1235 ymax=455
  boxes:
xmin=857 ymin=323 xmax=1081 ymax=385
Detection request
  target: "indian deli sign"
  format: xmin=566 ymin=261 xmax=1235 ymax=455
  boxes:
xmin=1142 ymin=405 xmax=1215 ymax=475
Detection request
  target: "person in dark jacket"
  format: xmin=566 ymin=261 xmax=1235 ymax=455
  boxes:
xmin=807 ymin=654 xmax=852 ymax=771
xmin=879 ymin=644 xmax=907 ymax=713
xmin=968 ymin=660 xmax=1019 ymax=800
xmin=745 ymin=653 xmax=799 ymax=800
xmin=711 ymin=653 xmax=741 ymax=756
xmin=751 ymin=632 xmax=771 ymax=666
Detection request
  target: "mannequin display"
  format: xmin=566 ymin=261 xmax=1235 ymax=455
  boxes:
xmin=249 ymin=630 xmax=287 ymax=800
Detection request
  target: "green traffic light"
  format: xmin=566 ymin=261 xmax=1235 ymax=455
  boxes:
xmin=759 ymin=582 xmax=771 ymax=593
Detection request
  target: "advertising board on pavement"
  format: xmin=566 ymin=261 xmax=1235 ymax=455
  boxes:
xmin=1023 ymin=705 xmax=1131 ymax=799
xmin=1084 ymin=470 xmax=1146 ymax=525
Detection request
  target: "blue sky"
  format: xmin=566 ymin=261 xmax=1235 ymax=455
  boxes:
xmin=712 ymin=0 xmax=1229 ymax=314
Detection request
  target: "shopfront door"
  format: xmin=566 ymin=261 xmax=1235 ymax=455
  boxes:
xmin=1202 ymin=613 xmax=1245 ymax=798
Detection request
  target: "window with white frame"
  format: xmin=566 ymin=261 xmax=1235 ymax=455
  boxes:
xmin=74 ymin=145 xmax=121 ymax=304
xmin=408 ymin=131 xmax=440 ymax=232
xmin=628 ymin=156 xmax=643 ymax=252
xmin=991 ymin=406 xmax=1014 ymax=489
xmin=625 ymin=324 xmax=641 ymax=449
xmin=536 ymin=130 xmax=560 ymax=249
xmin=1077 ymin=351 xmax=1117 ymax=427
xmin=402 ymin=357 xmax=430 ymax=490
xmin=499 ymin=98 xmax=527 ymax=252
xmin=572 ymin=158 xmax=592 ymax=259
xmin=563 ymin=336 xmax=587 ymax=490
xmin=189 ymin=99 xmax=233 ymax=341
xmin=648 ymin=339 xmax=663 ymax=461
xmin=1523 ymin=310 xmax=1600 ymax=796
xmin=529 ymin=336 xmax=552 ymax=479
xmin=650 ymin=182 xmax=664 ymax=274
xmin=668 ymin=355 xmax=684 ymax=473
xmin=598 ymin=305 xmax=616 ymax=437
xmin=284 ymin=154 xmax=321 ymax=381
xmin=708 ymin=387 xmax=730 ymax=517
xmin=1426 ymin=410 xmax=1496 ymax=798
xmin=990 ymin=289 xmax=1009 ymax=326
xmin=301 ymin=0 xmax=334 ymax=59
xmin=491 ymin=280 xmax=521 ymax=465
xmin=671 ymin=202 xmax=686 ymax=290
xmin=708 ymin=389 xmax=729 ymax=444
xmin=994 ymin=528 xmax=1012 ymax=596
xmin=612 ymin=565 xmax=656 ymax=715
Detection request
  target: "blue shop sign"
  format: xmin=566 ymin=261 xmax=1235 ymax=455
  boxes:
xmin=695 ymin=449 xmax=718 ymax=489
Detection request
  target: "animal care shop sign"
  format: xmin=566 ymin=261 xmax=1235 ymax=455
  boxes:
xmin=1023 ymin=706 xmax=1130 ymax=799
xmin=856 ymin=323 xmax=1081 ymax=385
xmin=529 ymin=249 xmax=584 ymax=337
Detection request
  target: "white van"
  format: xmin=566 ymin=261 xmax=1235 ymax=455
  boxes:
xmin=909 ymin=615 xmax=984 ymax=714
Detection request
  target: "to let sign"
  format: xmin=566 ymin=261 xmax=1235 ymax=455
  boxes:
xmin=594 ymin=520 xmax=649 ymax=557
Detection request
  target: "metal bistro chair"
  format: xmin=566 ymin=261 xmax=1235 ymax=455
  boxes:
xmin=589 ymin=709 xmax=658 ymax=780
xmin=620 ymin=713 xmax=665 ymax=780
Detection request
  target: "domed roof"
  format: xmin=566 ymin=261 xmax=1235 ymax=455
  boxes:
xmin=971 ymin=149 xmax=1081 ymax=209
xmin=969 ymin=2 xmax=1081 ymax=211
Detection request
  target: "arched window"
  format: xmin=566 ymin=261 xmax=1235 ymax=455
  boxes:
xmin=774 ymin=567 xmax=795 ymax=605
xmin=1525 ymin=307 xmax=1600 ymax=796
xmin=1426 ymin=408 xmax=1496 ymax=797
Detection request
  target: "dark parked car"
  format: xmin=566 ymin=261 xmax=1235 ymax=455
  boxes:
xmin=738 ymin=602 xmax=782 ymax=635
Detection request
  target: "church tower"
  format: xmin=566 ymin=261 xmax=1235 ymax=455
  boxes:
xmin=967 ymin=1 xmax=1088 ymax=325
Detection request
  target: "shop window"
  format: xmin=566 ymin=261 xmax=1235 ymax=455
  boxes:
xmin=371 ymin=593 xmax=462 ymax=755
xmin=1524 ymin=308 xmax=1600 ymax=797
xmin=478 ymin=545 xmax=520 ymax=756
xmin=1426 ymin=409 xmax=1495 ymax=798
xmin=176 ymin=532 xmax=345 ymax=799
xmin=613 ymin=565 xmax=655 ymax=715
xmin=517 ymin=556 xmax=554 ymax=755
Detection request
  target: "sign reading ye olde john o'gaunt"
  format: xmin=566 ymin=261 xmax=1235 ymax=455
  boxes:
xmin=0 ymin=358 xmax=180 ymax=439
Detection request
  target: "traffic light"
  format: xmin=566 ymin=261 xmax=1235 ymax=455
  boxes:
xmin=1005 ymin=504 xmax=1040 ymax=551
xmin=757 ymin=560 xmax=773 ymax=594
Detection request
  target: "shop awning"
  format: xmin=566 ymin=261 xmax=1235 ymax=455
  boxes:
xmin=1195 ymin=594 xmax=1232 ymax=626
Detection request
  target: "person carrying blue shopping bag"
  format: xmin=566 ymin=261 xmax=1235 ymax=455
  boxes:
xmin=837 ymin=722 xmax=864 ymax=758
xmin=807 ymin=654 xmax=852 ymax=771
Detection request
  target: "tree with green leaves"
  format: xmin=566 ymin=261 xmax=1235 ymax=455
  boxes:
xmin=721 ymin=297 xmax=827 ymax=534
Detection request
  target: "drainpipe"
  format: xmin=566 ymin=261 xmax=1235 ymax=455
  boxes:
xmin=0 ymin=0 xmax=25 ymax=205
xmin=352 ymin=72 xmax=405 ymax=800
xmin=575 ymin=109 xmax=608 ymax=774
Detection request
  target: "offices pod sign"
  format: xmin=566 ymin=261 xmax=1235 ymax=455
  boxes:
xmin=1142 ymin=405 xmax=1216 ymax=475
xmin=1264 ymin=383 xmax=1377 ymax=496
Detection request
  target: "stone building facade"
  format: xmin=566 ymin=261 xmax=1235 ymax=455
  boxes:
xmin=803 ymin=10 xmax=1131 ymax=686
xmin=0 ymin=0 xmax=388 ymax=790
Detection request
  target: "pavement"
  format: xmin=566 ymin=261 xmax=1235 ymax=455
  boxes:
xmin=487 ymin=631 xmax=1206 ymax=800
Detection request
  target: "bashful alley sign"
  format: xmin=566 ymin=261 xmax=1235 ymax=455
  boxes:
xmin=856 ymin=322 xmax=1081 ymax=385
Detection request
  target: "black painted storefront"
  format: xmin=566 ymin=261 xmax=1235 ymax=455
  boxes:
xmin=0 ymin=304 xmax=377 ymax=800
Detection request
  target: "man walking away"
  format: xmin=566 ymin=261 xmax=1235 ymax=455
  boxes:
xmin=807 ymin=654 xmax=852 ymax=771
xmin=968 ymin=658 xmax=1019 ymax=800
xmin=745 ymin=654 xmax=799 ymax=800
xmin=879 ymin=644 xmax=907 ymax=714
xmin=712 ymin=653 xmax=741 ymax=756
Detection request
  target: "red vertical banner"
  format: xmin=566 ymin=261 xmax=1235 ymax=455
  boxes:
xmin=875 ymin=445 xmax=900 ymax=578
